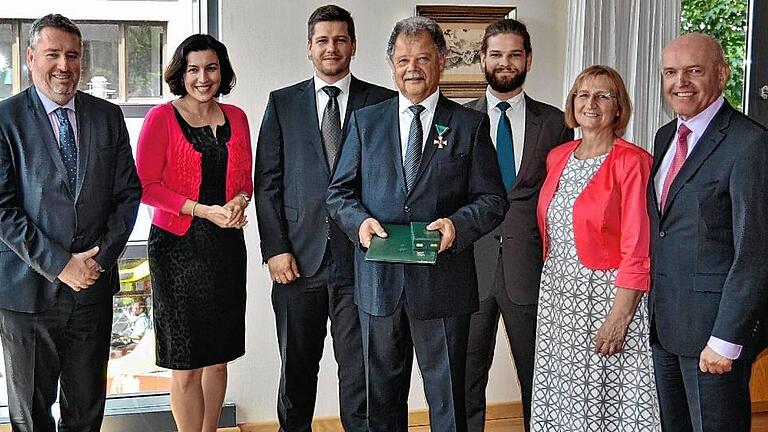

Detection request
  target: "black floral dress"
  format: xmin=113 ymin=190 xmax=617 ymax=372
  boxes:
xmin=148 ymin=107 xmax=246 ymax=370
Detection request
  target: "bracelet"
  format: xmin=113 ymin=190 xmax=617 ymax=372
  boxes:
xmin=238 ymin=192 xmax=251 ymax=205
xmin=191 ymin=202 xmax=198 ymax=218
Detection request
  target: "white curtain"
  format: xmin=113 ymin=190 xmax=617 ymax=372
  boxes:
xmin=564 ymin=0 xmax=680 ymax=151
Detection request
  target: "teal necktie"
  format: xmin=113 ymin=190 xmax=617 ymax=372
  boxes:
xmin=496 ymin=101 xmax=516 ymax=189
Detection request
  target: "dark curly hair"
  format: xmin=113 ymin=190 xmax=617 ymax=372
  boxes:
xmin=164 ymin=34 xmax=236 ymax=97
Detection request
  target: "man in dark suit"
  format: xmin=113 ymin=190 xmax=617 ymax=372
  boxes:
xmin=462 ymin=19 xmax=572 ymax=432
xmin=327 ymin=17 xmax=508 ymax=432
xmin=254 ymin=5 xmax=395 ymax=431
xmin=0 ymin=14 xmax=141 ymax=432
xmin=648 ymin=33 xmax=768 ymax=432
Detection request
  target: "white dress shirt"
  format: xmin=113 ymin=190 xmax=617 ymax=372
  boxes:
xmin=36 ymin=88 xmax=79 ymax=149
xmin=397 ymin=90 xmax=440 ymax=165
xmin=314 ymin=72 xmax=352 ymax=129
xmin=485 ymin=87 xmax=526 ymax=172
xmin=653 ymin=95 xmax=741 ymax=360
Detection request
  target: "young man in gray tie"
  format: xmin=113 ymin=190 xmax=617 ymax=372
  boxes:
xmin=463 ymin=19 xmax=572 ymax=432
xmin=0 ymin=14 xmax=141 ymax=431
xmin=254 ymin=5 xmax=394 ymax=431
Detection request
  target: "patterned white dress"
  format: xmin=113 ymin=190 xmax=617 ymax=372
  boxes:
xmin=530 ymin=153 xmax=661 ymax=432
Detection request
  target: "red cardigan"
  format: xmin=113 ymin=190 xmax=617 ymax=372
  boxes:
xmin=537 ymin=138 xmax=652 ymax=291
xmin=136 ymin=102 xmax=253 ymax=235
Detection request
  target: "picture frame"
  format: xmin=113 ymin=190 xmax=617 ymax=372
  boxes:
xmin=416 ymin=5 xmax=518 ymax=99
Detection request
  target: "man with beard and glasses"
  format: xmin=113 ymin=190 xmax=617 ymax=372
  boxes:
xmin=463 ymin=19 xmax=572 ymax=432
xmin=254 ymin=5 xmax=394 ymax=431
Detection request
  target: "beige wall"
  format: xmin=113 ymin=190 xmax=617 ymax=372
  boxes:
xmin=221 ymin=0 xmax=569 ymax=423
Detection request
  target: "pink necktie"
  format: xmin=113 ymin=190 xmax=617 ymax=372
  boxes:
xmin=660 ymin=124 xmax=692 ymax=212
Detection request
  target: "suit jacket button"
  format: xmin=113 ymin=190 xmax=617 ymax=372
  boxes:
xmin=404 ymin=205 xmax=410 ymax=213
xmin=659 ymin=231 xmax=666 ymax=238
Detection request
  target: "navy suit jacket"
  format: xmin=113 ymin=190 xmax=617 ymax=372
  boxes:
xmin=648 ymin=101 xmax=768 ymax=359
xmin=327 ymin=94 xmax=509 ymax=320
xmin=0 ymin=87 xmax=142 ymax=312
xmin=255 ymin=76 xmax=395 ymax=279
xmin=465 ymin=95 xmax=572 ymax=305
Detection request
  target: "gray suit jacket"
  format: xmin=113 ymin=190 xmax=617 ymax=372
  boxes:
xmin=648 ymin=101 xmax=768 ymax=359
xmin=465 ymin=94 xmax=572 ymax=305
xmin=0 ymin=87 xmax=141 ymax=312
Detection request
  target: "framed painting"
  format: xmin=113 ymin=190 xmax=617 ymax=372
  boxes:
xmin=416 ymin=5 xmax=517 ymax=98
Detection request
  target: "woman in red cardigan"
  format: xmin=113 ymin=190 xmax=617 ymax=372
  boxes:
xmin=529 ymin=66 xmax=660 ymax=431
xmin=135 ymin=34 xmax=252 ymax=432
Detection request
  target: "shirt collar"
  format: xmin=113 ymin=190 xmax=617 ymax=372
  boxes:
xmin=676 ymin=95 xmax=725 ymax=136
xmin=399 ymin=89 xmax=440 ymax=116
xmin=314 ymin=72 xmax=352 ymax=95
xmin=486 ymin=87 xmax=525 ymax=112
xmin=34 ymin=86 xmax=76 ymax=115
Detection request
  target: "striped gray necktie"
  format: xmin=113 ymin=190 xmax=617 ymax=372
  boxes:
xmin=321 ymin=86 xmax=342 ymax=170
xmin=404 ymin=104 xmax=425 ymax=192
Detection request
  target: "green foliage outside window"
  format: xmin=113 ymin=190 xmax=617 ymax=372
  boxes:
xmin=681 ymin=0 xmax=748 ymax=110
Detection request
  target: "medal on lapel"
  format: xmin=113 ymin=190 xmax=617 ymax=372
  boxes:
xmin=434 ymin=124 xmax=449 ymax=149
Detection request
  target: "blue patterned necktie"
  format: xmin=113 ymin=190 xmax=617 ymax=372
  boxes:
xmin=54 ymin=107 xmax=78 ymax=191
xmin=496 ymin=101 xmax=516 ymax=189
xmin=404 ymin=104 xmax=425 ymax=192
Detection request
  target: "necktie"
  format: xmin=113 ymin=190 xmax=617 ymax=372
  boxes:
xmin=496 ymin=101 xmax=516 ymax=189
xmin=404 ymin=105 xmax=425 ymax=192
xmin=54 ymin=108 xmax=78 ymax=191
xmin=321 ymin=86 xmax=342 ymax=169
xmin=659 ymin=124 xmax=692 ymax=212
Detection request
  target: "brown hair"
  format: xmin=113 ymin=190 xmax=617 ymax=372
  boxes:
xmin=564 ymin=65 xmax=632 ymax=136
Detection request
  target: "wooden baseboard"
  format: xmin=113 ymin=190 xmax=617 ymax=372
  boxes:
xmin=238 ymin=402 xmax=522 ymax=432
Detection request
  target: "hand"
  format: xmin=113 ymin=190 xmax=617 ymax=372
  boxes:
xmin=58 ymin=246 xmax=101 ymax=291
xmin=267 ymin=252 xmax=300 ymax=284
xmin=223 ymin=195 xmax=248 ymax=228
xmin=198 ymin=204 xmax=233 ymax=228
xmin=594 ymin=312 xmax=631 ymax=356
xmin=426 ymin=218 xmax=455 ymax=253
xmin=699 ymin=345 xmax=733 ymax=374
xmin=358 ymin=218 xmax=387 ymax=248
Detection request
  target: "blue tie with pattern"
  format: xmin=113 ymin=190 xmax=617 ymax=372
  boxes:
xmin=404 ymin=104 xmax=425 ymax=192
xmin=496 ymin=101 xmax=516 ymax=189
xmin=54 ymin=107 xmax=78 ymax=191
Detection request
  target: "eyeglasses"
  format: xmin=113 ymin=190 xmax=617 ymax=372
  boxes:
xmin=573 ymin=91 xmax=616 ymax=103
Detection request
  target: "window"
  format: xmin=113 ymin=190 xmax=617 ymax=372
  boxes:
xmin=1 ymin=20 xmax=166 ymax=103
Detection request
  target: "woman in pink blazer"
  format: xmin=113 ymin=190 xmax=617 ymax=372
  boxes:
xmin=529 ymin=66 xmax=660 ymax=431
xmin=135 ymin=34 xmax=252 ymax=432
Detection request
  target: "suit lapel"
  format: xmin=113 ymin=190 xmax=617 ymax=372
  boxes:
xmin=472 ymin=95 xmax=488 ymax=113
xmin=343 ymin=76 xmax=367 ymax=136
xmin=28 ymin=87 xmax=74 ymax=197
xmin=414 ymin=94 xmax=453 ymax=187
xmin=651 ymin=120 xmax=676 ymax=214
xmin=515 ymin=96 xmax=542 ymax=186
xmin=74 ymin=92 xmax=91 ymax=200
xmin=300 ymin=79 xmax=330 ymax=177
xmin=662 ymin=105 xmax=732 ymax=216
xmin=384 ymin=98 xmax=408 ymax=195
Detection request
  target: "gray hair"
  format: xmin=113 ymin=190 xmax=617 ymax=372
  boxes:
xmin=29 ymin=14 xmax=82 ymax=49
xmin=386 ymin=16 xmax=447 ymax=59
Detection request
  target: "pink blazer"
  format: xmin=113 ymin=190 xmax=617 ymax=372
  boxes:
xmin=537 ymin=138 xmax=652 ymax=291
xmin=136 ymin=102 xmax=253 ymax=235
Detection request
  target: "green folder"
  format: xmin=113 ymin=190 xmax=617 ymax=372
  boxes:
xmin=365 ymin=223 xmax=437 ymax=265
xmin=410 ymin=221 xmax=441 ymax=251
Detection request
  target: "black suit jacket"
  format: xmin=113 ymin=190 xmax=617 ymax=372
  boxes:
xmin=465 ymin=94 xmax=572 ymax=304
xmin=254 ymin=76 xmax=395 ymax=279
xmin=327 ymin=94 xmax=509 ymax=319
xmin=0 ymin=87 xmax=142 ymax=312
xmin=648 ymin=101 xmax=768 ymax=359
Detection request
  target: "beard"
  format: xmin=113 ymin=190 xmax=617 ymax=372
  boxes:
xmin=485 ymin=67 xmax=526 ymax=94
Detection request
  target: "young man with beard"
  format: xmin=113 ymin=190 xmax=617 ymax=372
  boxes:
xmin=254 ymin=5 xmax=395 ymax=431
xmin=463 ymin=19 xmax=572 ymax=432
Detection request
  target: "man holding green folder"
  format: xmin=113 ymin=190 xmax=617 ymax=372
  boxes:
xmin=327 ymin=16 xmax=508 ymax=432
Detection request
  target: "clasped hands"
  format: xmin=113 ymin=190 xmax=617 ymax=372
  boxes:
xmin=58 ymin=245 xmax=103 ymax=291
xmin=196 ymin=195 xmax=248 ymax=229
xmin=358 ymin=217 xmax=455 ymax=252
